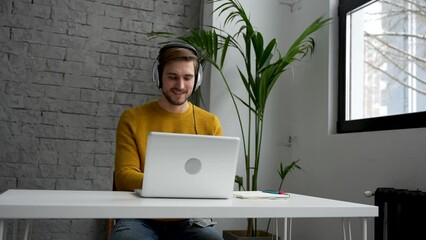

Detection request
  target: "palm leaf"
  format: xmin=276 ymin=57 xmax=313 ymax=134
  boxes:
xmin=277 ymin=160 xmax=302 ymax=190
xmin=284 ymin=16 xmax=331 ymax=61
xmin=257 ymin=39 xmax=276 ymax=72
xmin=220 ymin=36 xmax=231 ymax=69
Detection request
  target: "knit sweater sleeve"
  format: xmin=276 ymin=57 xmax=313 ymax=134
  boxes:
xmin=213 ymin=115 xmax=223 ymax=136
xmin=114 ymin=110 xmax=143 ymax=191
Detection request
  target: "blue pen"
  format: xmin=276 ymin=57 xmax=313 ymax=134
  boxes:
xmin=262 ymin=190 xmax=285 ymax=195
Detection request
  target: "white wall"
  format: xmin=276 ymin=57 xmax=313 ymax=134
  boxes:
xmin=287 ymin=0 xmax=426 ymax=239
xmin=206 ymin=0 xmax=426 ymax=239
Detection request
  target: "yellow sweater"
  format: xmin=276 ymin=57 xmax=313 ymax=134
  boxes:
xmin=114 ymin=100 xmax=223 ymax=191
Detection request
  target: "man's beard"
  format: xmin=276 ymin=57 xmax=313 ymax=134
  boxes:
xmin=163 ymin=88 xmax=190 ymax=106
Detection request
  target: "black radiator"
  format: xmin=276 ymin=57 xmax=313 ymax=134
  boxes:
xmin=374 ymin=188 xmax=426 ymax=240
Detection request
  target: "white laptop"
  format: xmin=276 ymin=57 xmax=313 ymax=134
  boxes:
xmin=135 ymin=132 xmax=240 ymax=199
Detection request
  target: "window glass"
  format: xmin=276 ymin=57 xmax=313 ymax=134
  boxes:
xmin=338 ymin=0 xmax=426 ymax=133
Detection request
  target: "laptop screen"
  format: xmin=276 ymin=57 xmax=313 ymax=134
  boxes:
xmin=138 ymin=132 xmax=240 ymax=199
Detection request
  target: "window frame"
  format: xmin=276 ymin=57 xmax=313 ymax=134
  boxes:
xmin=337 ymin=0 xmax=426 ymax=133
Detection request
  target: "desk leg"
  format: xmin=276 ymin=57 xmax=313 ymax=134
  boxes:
xmin=0 ymin=219 xmax=5 ymax=240
xmin=362 ymin=218 xmax=367 ymax=240
xmin=13 ymin=219 xmax=18 ymax=240
xmin=284 ymin=218 xmax=287 ymax=240
xmin=348 ymin=219 xmax=352 ymax=240
xmin=342 ymin=218 xmax=347 ymax=240
xmin=342 ymin=218 xmax=353 ymax=240
xmin=275 ymin=218 xmax=279 ymax=240
xmin=23 ymin=220 xmax=33 ymax=240
xmin=282 ymin=218 xmax=292 ymax=240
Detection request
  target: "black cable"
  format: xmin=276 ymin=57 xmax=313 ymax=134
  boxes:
xmin=192 ymin=103 xmax=198 ymax=135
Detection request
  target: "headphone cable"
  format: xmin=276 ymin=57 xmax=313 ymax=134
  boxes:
xmin=192 ymin=103 xmax=198 ymax=135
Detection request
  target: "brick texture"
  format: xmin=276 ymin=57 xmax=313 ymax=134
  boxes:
xmin=0 ymin=0 xmax=201 ymax=238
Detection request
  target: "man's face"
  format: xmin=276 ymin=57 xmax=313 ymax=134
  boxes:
xmin=161 ymin=60 xmax=195 ymax=106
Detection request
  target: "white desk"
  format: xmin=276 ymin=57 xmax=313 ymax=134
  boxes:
xmin=0 ymin=189 xmax=378 ymax=239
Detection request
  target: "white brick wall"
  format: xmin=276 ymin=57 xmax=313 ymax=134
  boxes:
xmin=0 ymin=0 xmax=201 ymax=238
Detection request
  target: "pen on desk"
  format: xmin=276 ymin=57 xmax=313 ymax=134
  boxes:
xmin=262 ymin=190 xmax=285 ymax=195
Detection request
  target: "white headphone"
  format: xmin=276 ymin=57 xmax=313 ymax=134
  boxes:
xmin=152 ymin=42 xmax=203 ymax=91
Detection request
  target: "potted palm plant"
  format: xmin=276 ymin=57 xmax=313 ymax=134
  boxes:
xmin=151 ymin=0 xmax=330 ymax=238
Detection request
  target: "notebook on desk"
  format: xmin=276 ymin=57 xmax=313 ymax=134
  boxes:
xmin=134 ymin=132 xmax=241 ymax=199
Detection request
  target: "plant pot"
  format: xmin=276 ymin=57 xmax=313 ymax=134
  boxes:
xmin=223 ymin=230 xmax=280 ymax=240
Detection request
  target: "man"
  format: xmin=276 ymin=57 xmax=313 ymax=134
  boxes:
xmin=110 ymin=43 xmax=223 ymax=240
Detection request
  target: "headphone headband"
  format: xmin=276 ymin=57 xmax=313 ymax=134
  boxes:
xmin=152 ymin=42 xmax=203 ymax=91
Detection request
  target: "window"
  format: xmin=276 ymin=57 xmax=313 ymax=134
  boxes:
xmin=338 ymin=0 xmax=426 ymax=133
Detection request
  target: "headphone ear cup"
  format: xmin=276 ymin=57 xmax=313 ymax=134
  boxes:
xmin=194 ymin=66 xmax=203 ymax=91
xmin=152 ymin=60 xmax=161 ymax=88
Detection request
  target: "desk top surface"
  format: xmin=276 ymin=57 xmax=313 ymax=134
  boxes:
xmin=0 ymin=189 xmax=378 ymax=219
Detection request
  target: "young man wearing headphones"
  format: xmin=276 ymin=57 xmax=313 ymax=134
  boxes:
xmin=110 ymin=43 xmax=223 ymax=240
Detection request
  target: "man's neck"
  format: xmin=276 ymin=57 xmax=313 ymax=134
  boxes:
xmin=157 ymin=97 xmax=189 ymax=114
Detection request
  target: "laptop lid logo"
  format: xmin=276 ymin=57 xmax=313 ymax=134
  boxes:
xmin=185 ymin=158 xmax=202 ymax=175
